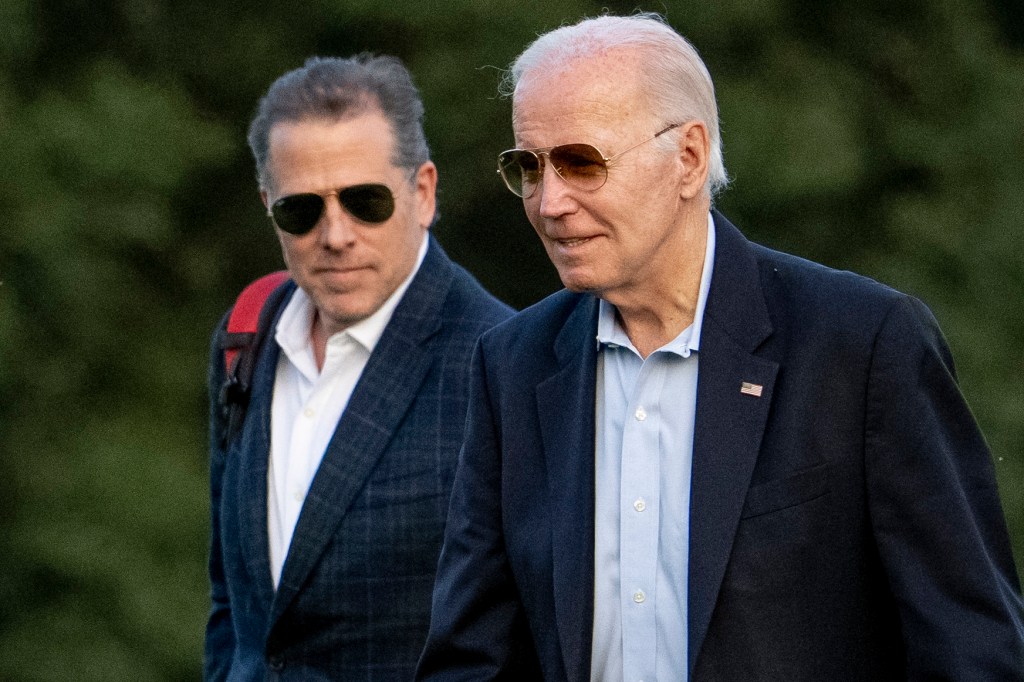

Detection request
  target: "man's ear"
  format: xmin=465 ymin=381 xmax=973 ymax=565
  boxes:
xmin=677 ymin=121 xmax=710 ymax=200
xmin=414 ymin=161 xmax=439 ymax=229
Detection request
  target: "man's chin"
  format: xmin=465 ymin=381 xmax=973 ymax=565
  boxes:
xmin=314 ymin=297 xmax=378 ymax=334
xmin=557 ymin=270 xmax=602 ymax=294
xmin=563 ymin=282 xmax=597 ymax=294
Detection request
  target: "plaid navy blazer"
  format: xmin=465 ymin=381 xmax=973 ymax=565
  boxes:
xmin=205 ymin=237 xmax=512 ymax=681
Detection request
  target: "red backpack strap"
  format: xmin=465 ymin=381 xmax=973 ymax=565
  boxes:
xmin=216 ymin=270 xmax=290 ymax=447
xmin=223 ymin=270 xmax=290 ymax=372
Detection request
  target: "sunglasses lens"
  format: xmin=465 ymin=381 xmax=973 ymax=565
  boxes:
xmin=337 ymin=184 xmax=395 ymax=223
xmin=498 ymin=150 xmax=540 ymax=198
xmin=271 ymin=193 xmax=325 ymax=235
xmin=548 ymin=144 xmax=607 ymax=190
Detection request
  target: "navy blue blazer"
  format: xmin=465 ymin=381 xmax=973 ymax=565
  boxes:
xmin=418 ymin=213 xmax=1024 ymax=680
xmin=205 ymin=238 xmax=512 ymax=681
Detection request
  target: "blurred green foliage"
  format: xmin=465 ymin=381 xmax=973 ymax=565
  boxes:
xmin=1 ymin=0 xmax=1021 ymax=678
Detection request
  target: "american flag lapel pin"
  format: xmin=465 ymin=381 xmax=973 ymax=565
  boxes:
xmin=740 ymin=381 xmax=763 ymax=398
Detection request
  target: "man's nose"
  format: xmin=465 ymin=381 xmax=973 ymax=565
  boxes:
xmin=317 ymin=195 xmax=358 ymax=249
xmin=537 ymin=157 xmax=576 ymax=218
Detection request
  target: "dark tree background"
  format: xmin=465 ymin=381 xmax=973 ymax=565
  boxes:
xmin=1 ymin=0 xmax=1021 ymax=677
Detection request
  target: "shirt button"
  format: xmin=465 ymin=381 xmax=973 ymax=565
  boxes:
xmin=303 ymin=407 xmax=315 ymax=418
xmin=633 ymin=590 xmax=646 ymax=603
xmin=633 ymin=498 xmax=646 ymax=512
xmin=293 ymin=491 xmax=303 ymax=502
xmin=635 ymin=406 xmax=647 ymax=421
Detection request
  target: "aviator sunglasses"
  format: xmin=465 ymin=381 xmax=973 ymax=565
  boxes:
xmin=268 ymin=183 xmax=396 ymax=235
xmin=497 ymin=123 xmax=683 ymax=199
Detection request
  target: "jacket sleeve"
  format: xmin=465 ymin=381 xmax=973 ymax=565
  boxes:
xmin=203 ymin=315 xmax=235 ymax=682
xmin=865 ymin=295 xmax=1024 ymax=677
xmin=416 ymin=341 xmax=543 ymax=681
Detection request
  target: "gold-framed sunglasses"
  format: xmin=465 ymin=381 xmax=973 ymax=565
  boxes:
xmin=497 ymin=123 xmax=682 ymax=198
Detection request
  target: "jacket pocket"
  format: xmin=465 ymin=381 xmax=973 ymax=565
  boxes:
xmin=740 ymin=462 xmax=829 ymax=519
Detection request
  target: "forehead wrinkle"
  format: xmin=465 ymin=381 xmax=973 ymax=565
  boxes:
xmin=512 ymin=55 xmax=650 ymax=149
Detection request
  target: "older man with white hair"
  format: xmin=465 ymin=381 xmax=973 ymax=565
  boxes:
xmin=417 ymin=12 xmax=1023 ymax=682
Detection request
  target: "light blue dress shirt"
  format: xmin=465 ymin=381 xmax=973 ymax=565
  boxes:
xmin=590 ymin=214 xmax=716 ymax=682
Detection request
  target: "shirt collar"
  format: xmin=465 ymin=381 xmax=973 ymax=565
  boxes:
xmin=596 ymin=212 xmax=716 ymax=357
xmin=275 ymin=232 xmax=430 ymax=364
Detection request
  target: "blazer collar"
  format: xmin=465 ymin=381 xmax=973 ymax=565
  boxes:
xmin=703 ymin=210 xmax=773 ymax=351
xmin=234 ymin=280 xmax=298 ymax=607
xmin=687 ymin=210 xmax=778 ymax=673
xmin=538 ymin=293 xmax=600 ymax=682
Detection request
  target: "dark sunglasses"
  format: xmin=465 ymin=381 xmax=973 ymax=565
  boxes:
xmin=268 ymin=183 xmax=396 ymax=235
xmin=497 ymin=123 xmax=683 ymax=199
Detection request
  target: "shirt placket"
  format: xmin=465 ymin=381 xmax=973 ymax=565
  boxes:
xmin=619 ymin=357 xmax=667 ymax=682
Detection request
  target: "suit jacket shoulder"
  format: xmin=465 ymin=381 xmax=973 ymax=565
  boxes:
xmin=402 ymin=235 xmax=513 ymax=332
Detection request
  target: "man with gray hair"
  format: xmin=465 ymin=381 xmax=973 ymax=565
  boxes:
xmin=418 ymin=14 xmax=1023 ymax=681
xmin=205 ymin=54 xmax=511 ymax=680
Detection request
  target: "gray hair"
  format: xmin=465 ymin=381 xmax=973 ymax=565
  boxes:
xmin=248 ymin=54 xmax=431 ymax=189
xmin=501 ymin=13 xmax=728 ymax=197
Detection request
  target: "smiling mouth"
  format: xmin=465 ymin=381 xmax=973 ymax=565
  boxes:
xmin=554 ymin=236 xmax=594 ymax=247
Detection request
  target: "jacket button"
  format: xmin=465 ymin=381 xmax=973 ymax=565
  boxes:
xmin=268 ymin=656 xmax=284 ymax=672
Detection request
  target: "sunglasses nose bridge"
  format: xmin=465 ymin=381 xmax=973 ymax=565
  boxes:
xmin=536 ymin=150 xmax=568 ymax=185
xmin=536 ymin=150 xmax=570 ymax=191
xmin=532 ymin=149 xmax=581 ymax=197
xmin=317 ymin=193 xmax=359 ymax=243
xmin=522 ymin=150 xmax=552 ymax=199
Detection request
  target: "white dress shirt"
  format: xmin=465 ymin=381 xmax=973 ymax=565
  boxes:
xmin=266 ymin=234 xmax=428 ymax=587
xmin=590 ymin=214 xmax=715 ymax=682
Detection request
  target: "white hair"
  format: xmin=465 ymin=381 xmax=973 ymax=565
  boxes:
xmin=501 ymin=13 xmax=728 ymax=197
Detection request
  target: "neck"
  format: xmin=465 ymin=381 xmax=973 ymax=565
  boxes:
xmin=609 ymin=212 xmax=708 ymax=359
xmin=310 ymin=311 xmax=330 ymax=371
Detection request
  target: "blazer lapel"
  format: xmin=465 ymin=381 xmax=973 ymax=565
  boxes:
xmin=235 ymin=285 xmax=296 ymax=609
xmin=687 ymin=212 xmax=778 ymax=673
xmin=537 ymin=295 xmax=600 ymax=682
xmin=270 ymin=238 xmax=453 ymax=622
